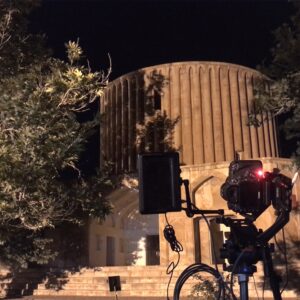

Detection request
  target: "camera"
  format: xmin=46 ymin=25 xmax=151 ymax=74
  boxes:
xmin=221 ymin=159 xmax=292 ymax=221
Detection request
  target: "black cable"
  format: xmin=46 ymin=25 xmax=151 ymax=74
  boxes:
xmin=166 ymin=252 xmax=180 ymax=300
xmin=252 ymin=274 xmax=261 ymax=300
xmin=274 ymin=230 xmax=289 ymax=294
xmin=229 ymin=249 xmax=246 ymax=300
xmin=173 ymin=263 xmax=225 ymax=300
xmin=262 ymin=248 xmax=267 ymax=300
xmin=164 ymin=224 xmax=183 ymax=253
xmin=164 ymin=213 xmax=183 ymax=300
xmin=201 ymin=213 xmax=220 ymax=272
xmin=189 ymin=202 xmax=235 ymax=299
xmin=168 ymin=203 xmax=230 ymax=300
xmin=278 ymin=229 xmax=289 ymax=294
xmin=274 ymin=234 xmax=284 ymax=254
xmin=189 ymin=201 xmax=220 ymax=271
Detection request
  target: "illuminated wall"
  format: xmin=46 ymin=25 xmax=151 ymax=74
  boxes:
xmin=100 ymin=61 xmax=278 ymax=173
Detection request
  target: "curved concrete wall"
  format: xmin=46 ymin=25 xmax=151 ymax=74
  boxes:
xmin=100 ymin=61 xmax=278 ymax=172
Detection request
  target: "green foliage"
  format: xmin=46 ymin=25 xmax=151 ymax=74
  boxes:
xmin=252 ymin=4 xmax=300 ymax=168
xmin=0 ymin=1 xmax=112 ymax=268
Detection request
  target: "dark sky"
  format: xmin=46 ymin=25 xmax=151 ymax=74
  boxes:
xmin=29 ymin=0 xmax=294 ymax=80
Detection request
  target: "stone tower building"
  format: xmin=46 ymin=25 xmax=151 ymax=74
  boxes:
xmin=86 ymin=61 xmax=299 ymax=297
xmin=100 ymin=61 xmax=278 ymax=169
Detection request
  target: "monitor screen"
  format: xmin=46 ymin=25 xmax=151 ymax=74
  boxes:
xmin=138 ymin=152 xmax=182 ymax=214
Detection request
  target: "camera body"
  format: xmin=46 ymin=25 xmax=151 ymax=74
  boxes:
xmin=221 ymin=160 xmax=292 ymax=220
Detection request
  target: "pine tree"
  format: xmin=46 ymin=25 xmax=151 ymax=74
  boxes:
xmin=0 ymin=1 xmax=112 ymax=268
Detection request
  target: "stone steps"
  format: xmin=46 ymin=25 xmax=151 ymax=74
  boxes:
xmin=2 ymin=266 xmax=298 ymax=299
xmin=32 ymin=265 xmax=265 ymax=298
xmin=33 ymin=266 xmax=196 ymax=297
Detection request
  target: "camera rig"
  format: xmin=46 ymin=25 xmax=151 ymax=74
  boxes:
xmin=138 ymin=152 xmax=293 ymax=300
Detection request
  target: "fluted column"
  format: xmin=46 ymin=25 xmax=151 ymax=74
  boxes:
xmin=190 ymin=66 xmax=204 ymax=164
xmin=121 ymin=80 xmax=129 ymax=171
xmin=229 ymin=68 xmax=243 ymax=153
xmin=201 ymin=66 xmax=215 ymax=163
xmin=180 ymin=66 xmax=194 ymax=165
xmin=114 ymin=83 xmax=121 ymax=173
xmin=268 ymin=112 xmax=277 ymax=157
xmin=263 ymin=112 xmax=272 ymax=157
xmin=238 ymin=70 xmax=252 ymax=159
xmin=246 ymin=72 xmax=259 ymax=158
xmin=161 ymin=68 xmax=171 ymax=117
xmin=220 ymin=66 xmax=234 ymax=161
xmin=170 ymin=66 xmax=182 ymax=157
xmin=128 ymin=78 xmax=136 ymax=171
xmin=210 ymin=66 xmax=225 ymax=162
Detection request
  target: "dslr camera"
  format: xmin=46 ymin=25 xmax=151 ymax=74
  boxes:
xmin=221 ymin=160 xmax=292 ymax=221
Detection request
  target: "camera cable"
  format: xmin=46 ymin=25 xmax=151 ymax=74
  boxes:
xmin=188 ymin=201 xmax=221 ymax=271
xmin=164 ymin=213 xmax=183 ymax=300
xmin=189 ymin=202 xmax=233 ymax=299
xmin=176 ymin=202 xmax=232 ymax=300
xmin=201 ymin=213 xmax=220 ymax=272
xmin=173 ymin=262 xmax=226 ymax=300
xmin=252 ymin=274 xmax=261 ymax=300
xmin=229 ymin=249 xmax=246 ymax=300
xmin=274 ymin=229 xmax=289 ymax=294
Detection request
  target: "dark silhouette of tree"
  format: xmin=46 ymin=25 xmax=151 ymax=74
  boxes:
xmin=136 ymin=70 xmax=179 ymax=153
xmin=252 ymin=4 xmax=300 ymax=168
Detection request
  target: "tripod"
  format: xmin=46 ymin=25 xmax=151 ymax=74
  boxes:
xmin=232 ymin=246 xmax=281 ymax=300
xmin=220 ymin=217 xmax=282 ymax=300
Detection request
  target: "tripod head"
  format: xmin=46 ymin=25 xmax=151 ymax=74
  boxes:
xmin=216 ymin=216 xmax=274 ymax=275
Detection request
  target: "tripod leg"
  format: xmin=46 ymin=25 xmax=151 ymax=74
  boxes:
xmin=263 ymin=246 xmax=282 ymax=300
xmin=238 ymin=274 xmax=249 ymax=300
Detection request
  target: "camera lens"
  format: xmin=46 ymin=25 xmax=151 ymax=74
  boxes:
xmin=221 ymin=183 xmax=238 ymax=203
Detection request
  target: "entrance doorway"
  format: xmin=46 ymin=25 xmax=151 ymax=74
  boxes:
xmin=146 ymin=235 xmax=160 ymax=265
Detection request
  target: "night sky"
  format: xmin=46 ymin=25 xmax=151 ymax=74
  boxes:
xmin=28 ymin=0 xmax=296 ymax=167
xmin=30 ymin=0 xmax=294 ymax=79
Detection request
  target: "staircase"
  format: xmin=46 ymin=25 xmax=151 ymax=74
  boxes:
xmin=33 ymin=266 xmax=186 ymax=297
xmin=1 ymin=265 xmax=298 ymax=299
